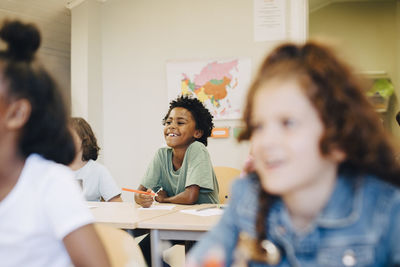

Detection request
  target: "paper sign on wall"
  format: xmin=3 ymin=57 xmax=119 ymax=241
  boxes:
xmin=254 ymin=0 xmax=287 ymax=42
xmin=211 ymin=128 xmax=230 ymax=138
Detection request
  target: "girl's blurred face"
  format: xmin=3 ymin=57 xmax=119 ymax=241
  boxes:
xmin=250 ymin=79 xmax=342 ymax=198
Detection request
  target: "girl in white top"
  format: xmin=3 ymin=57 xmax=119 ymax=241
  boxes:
xmin=0 ymin=20 xmax=110 ymax=267
xmin=69 ymin=117 xmax=122 ymax=202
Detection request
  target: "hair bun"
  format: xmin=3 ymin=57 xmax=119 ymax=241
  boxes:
xmin=0 ymin=20 xmax=41 ymax=61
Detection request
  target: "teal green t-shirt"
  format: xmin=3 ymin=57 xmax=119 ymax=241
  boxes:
xmin=141 ymin=141 xmax=219 ymax=204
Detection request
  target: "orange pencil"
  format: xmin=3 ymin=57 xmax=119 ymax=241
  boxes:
xmin=122 ymin=187 xmax=157 ymax=196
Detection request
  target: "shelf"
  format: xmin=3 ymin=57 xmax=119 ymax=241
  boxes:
xmin=359 ymin=71 xmax=393 ymax=113
xmin=358 ymin=70 xmax=388 ymax=79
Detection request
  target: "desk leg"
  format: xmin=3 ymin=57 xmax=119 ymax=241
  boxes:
xmin=150 ymin=229 xmax=162 ymax=267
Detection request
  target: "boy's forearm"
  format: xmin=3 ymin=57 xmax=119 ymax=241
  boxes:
xmin=164 ymin=194 xmax=195 ymax=204
xmin=161 ymin=185 xmax=199 ymax=204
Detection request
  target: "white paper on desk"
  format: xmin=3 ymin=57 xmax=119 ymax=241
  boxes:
xmin=139 ymin=205 xmax=176 ymax=210
xmin=181 ymin=209 xmax=224 ymax=216
xmin=87 ymin=205 xmax=98 ymax=209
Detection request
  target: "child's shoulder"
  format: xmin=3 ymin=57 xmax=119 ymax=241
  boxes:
xmin=359 ymin=175 xmax=400 ymax=219
xmin=28 ymin=153 xmax=72 ymax=177
xmin=363 ymin=175 xmax=400 ymax=201
xmin=155 ymin=145 xmax=171 ymax=155
xmin=80 ymin=159 xmax=109 ymax=175
xmin=152 ymin=146 xmax=173 ymax=163
xmin=86 ymin=159 xmax=106 ymax=170
xmin=188 ymin=141 xmax=207 ymax=150
xmin=185 ymin=141 xmax=209 ymax=156
xmin=364 ymin=175 xmax=400 ymax=195
xmin=231 ymin=173 xmax=260 ymax=198
xmin=23 ymin=154 xmax=75 ymax=192
xmin=362 ymin=175 xmax=400 ymax=239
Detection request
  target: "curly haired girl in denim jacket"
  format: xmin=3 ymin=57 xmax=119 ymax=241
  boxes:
xmin=187 ymin=41 xmax=400 ymax=266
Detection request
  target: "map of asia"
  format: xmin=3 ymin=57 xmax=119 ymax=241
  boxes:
xmin=166 ymin=58 xmax=251 ymax=120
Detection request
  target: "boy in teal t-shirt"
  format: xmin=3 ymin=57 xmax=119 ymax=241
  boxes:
xmin=135 ymin=95 xmax=219 ymax=207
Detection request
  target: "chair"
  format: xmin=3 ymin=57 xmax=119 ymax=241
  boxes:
xmin=214 ymin=166 xmax=241 ymax=204
xmin=94 ymin=224 xmax=147 ymax=267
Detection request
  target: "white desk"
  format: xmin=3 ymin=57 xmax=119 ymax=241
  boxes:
xmin=87 ymin=201 xmax=184 ymax=229
xmin=89 ymin=202 xmax=223 ymax=267
xmin=137 ymin=204 xmax=223 ymax=267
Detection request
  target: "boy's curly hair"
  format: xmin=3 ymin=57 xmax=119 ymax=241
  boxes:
xmin=163 ymin=95 xmax=214 ymax=146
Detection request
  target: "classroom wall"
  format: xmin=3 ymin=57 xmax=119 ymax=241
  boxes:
xmin=100 ymin=0 xmax=270 ymax=200
xmin=71 ymin=0 xmax=104 ymax=153
xmin=396 ymin=1 xmax=400 ymax=138
xmin=0 ymin=1 xmax=71 ymax=106
xmin=71 ymin=2 xmax=89 ymax=119
xmin=309 ymin=1 xmax=400 ymax=136
xmin=70 ymin=0 xmax=307 ymax=201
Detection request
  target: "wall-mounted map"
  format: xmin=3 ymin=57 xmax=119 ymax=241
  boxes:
xmin=166 ymin=58 xmax=251 ymax=120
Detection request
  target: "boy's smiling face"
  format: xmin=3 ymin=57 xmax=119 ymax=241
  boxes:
xmin=164 ymin=107 xmax=203 ymax=150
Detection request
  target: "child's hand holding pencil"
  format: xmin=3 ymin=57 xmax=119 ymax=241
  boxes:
xmin=122 ymin=187 xmax=157 ymax=196
xmin=154 ymin=189 xmax=168 ymax=203
xmin=126 ymin=187 xmax=155 ymax=208
xmin=124 ymin=187 xmax=164 ymax=208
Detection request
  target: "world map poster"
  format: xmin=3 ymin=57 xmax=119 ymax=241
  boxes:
xmin=166 ymin=58 xmax=251 ymax=120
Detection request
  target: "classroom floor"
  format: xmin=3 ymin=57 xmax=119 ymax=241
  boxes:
xmin=135 ymin=234 xmax=185 ymax=267
xmin=163 ymin=244 xmax=185 ymax=267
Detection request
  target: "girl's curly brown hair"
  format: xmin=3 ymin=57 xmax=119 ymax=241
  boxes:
xmin=69 ymin=117 xmax=100 ymax=161
xmin=239 ymin=41 xmax=400 ymax=254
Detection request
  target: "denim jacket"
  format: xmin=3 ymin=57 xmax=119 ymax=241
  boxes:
xmin=188 ymin=173 xmax=400 ymax=266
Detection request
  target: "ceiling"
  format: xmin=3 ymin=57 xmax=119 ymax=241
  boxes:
xmin=0 ymin=0 xmax=394 ymax=56
xmin=0 ymin=1 xmax=393 ymax=20
xmin=0 ymin=0 xmax=70 ymax=18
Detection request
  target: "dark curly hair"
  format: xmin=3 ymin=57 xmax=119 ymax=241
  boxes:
xmin=162 ymin=95 xmax=214 ymax=146
xmin=239 ymin=41 xmax=400 ymax=255
xmin=0 ymin=20 xmax=75 ymax=164
xmin=69 ymin=117 xmax=100 ymax=161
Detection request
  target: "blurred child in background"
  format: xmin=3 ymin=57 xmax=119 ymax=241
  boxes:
xmin=188 ymin=41 xmax=400 ymax=266
xmin=69 ymin=117 xmax=122 ymax=202
xmin=0 ymin=20 xmax=110 ymax=267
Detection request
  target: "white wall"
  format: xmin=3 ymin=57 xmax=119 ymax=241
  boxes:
xmin=309 ymin=1 xmax=399 ymax=135
xmin=0 ymin=1 xmax=71 ymax=105
xmin=396 ymin=1 xmax=400 ymax=138
xmin=71 ymin=0 xmax=104 ymax=150
xmin=71 ymin=0 xmax=306 ymax=201
xmin=71 ymin=2 xmax=89 ymax=119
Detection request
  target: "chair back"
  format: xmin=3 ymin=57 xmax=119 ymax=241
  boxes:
xmin=214 ymin=166 xmax=241 ymax=204
xmin=94 ymin=224 xmax=147 ymax=267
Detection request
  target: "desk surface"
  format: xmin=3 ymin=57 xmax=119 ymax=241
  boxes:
xmin=137 ymin=204 xmax=221 ymax=231
xmin=89 ymin=202 xmax=223 ymax=267
xmin=138 ymin=203 xmax=223 ymax=267
xmin=87 ymin=201 xmax=197 ymax=229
